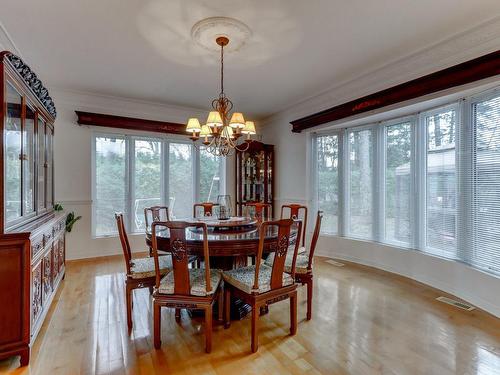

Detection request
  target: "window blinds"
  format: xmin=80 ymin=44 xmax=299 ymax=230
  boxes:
xmin=313 ymin=86 xmax=500 ymax=278
xmin=470 ymin=93 xmax=500 ymax=274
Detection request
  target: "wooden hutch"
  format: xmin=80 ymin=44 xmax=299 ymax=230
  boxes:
xmin=0 ymin=52 xmax=65 ymax=366
xmin=235 ymin=141 xmax=274 ymax=217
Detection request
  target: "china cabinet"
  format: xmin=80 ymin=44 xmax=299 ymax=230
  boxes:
xmin=235 ymin=141 xmax=274 ymax=217
xmin=0 ymin=51 xmax=64 ymax=367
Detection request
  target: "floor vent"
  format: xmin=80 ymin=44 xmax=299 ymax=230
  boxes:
xmin=436 ymin=296 xmax=475 ymax=311
xmin=325 ymin=259 xmax=345 ymax=267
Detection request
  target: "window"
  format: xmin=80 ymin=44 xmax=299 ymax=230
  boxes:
xmin=347 ymin=128 xmax=374 ymax=239
xmin=92 ymin=134 xmax=225 ymax=237
xmin=424 ymin=107 xmax=457 ymax=257
xmin=93 ymin=136 xmax=127 ymax=236
xmin=133 ymin=139 xmax=162 ymax=231
xmin=312 ymin=85 xmax=500 ymax=278
xmin=315 ymin=134 xmax=339 ymax=234
xmin=169 ymin=143 xmax=194 ymax=219
xmin=385 ymin=120 xmax=412 ymax=245
xmin=200 ymin=148 xmax=224 ymax=202
xmin=471 ymin=93 xmax=500 ymax=273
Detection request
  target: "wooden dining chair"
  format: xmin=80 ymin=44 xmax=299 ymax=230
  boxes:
xmin=223 ymin=218 xmax=302 ymax=352
xmin=244 ymin=202 xmax=272 ymax=221
xmin=280 ymin=204 xmax=308 ymax=248
xmin=265 ymin=211 xmax=323 ymax=320
xmin=115 ymin=213 xmax=172 ymax=330
xmin=193 ymin=202 xmax=219 ymax=218
xmin=151 ymin=221 xmax=223 ymax=353
xmin=144 ymin=206 xmax=169 ymax=257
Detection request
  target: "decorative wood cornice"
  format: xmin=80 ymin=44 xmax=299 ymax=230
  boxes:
xmin=1 ymin=51 xmax=57 ymax=119
xmin=75 ymin=111 xmax=186 ymax=135
xmin=290 ymin=50 xmax=500 ymax=132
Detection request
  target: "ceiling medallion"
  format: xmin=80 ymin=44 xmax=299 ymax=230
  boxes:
xmin=191 ymin=16 xmax=252 ymax=53
xmin=185 ymin=19 xmax=256 ymax=157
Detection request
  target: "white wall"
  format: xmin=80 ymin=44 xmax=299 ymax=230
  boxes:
xmin=52 ymin=89 xmax=235 ymax=260
xmin=260 ymin=19 xmax=500 ymax=318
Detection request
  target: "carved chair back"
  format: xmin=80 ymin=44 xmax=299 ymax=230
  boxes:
xmin=115 ymin=213 xmax=132 ymax=275
xmin=193 ymin=202 xmax=218 ymax=218
xmin=307 ymin=211 xmax=324 ymax=269
xmin=244 ymin=202 xmax=272 ymax=221
xmin=254 ymin=218 xmax=302 ymax=292
xmin=144 ymin=206 xmax=169 ymax=233
xmin=280 ymin=204 xmax=308 ymax=247
xmin=151 ymin=221 xmax=213 ymax=296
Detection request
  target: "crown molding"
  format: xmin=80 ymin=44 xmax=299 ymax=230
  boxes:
xmin=50 ymin=87 xmax=207 ymax=125
xmin=0 ymin=20 xmax=22 ymax=57
xmin=261 ymin=16 xmax=500 ymax=128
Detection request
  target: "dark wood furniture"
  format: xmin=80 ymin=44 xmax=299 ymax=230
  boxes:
xmin=76 ymin=111 xmax=186 ymax=136
xmin=151 ymin=221 xmax=223 ymax=353
xmin=0 ymin=51 xmax=63 ymax=367
xmin=291 ymin=50 xmax=500 ymax=132
xmin=280 ymin=204 xmax=308 ymax=248
xmin=115 ymin=213 xmax=172 ymax=330
xmin=193 ymin=202 xmax=218 ymax=218
xmin=293 ymin=211 xmax=322 ymax=320
xmin=236 ymin=141 xmax=274 ymax=217
xmin=244 ymin=202 xmax=272 ymax=221
xmin=266 ymin=211 xmax=322 ymax=320
xmin=222 ymin=218 xmax=302 ymax=352
xmin=144 ymin=206 xmax=170 ymax=233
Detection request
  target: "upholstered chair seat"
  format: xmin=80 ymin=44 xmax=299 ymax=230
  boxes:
xmin=223 ymin=264 xmax=294 ymax=294
xmin=129 ymin=256 xmax=172 ymax=279
xmin=158 ymin=268 xmax=222 ymax=296
xmin=265 ymin=252 xmax=311 ymax=274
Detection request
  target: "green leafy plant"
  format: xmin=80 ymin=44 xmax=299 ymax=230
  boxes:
xmin=54 ymin=203 xmax=64 ymax=212
xmin=65 ymin=211 xmax=82 ymax=233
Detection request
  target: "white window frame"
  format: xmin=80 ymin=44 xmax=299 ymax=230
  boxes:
xmin=309 ymin=82 xmax=500 ymax=278
xmin=91 ymin=131 xmax=226 ymax=238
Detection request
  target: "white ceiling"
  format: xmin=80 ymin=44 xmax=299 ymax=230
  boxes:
xmin=1 ymin=0 xmax=499 ymax=120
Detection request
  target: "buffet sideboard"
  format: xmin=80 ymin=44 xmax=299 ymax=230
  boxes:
xmin=0 ymin=51 xmax=63 ymax=366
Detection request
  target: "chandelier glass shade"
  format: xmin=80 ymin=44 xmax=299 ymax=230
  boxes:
xmin=185 ymin=36 xmax=256 ymax=156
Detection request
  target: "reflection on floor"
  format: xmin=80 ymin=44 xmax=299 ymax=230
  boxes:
xmin=1 ymin=255 xmax=499 ymax=374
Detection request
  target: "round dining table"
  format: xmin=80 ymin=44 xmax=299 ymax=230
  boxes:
xmin=146 ymin=217 xmax=287 ymax=269
xmin=145 ymin=217 xmax=296 ymax=319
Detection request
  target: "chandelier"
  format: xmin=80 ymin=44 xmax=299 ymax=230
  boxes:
xmin=185 ymin=36 xmax=256 ymax=156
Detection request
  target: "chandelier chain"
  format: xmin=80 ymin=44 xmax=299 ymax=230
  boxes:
xmin=220 ymin=42 xmax=224 ymax=97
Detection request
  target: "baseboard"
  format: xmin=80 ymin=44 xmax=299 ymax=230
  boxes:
xmin=316 ymin=249 xmax=500 ymax=318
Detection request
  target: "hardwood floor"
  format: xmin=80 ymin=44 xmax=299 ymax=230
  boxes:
xmin=1 ymin=255 xmax=499 ymax=375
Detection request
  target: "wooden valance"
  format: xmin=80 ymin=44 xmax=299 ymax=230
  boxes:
xmin=291 ymin=50 xmax=500 ymax=132
xmin=75 ymin=111 xmax=186 ymax=135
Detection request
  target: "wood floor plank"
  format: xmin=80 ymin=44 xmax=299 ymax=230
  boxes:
xmin=0 ymin=255 xmax=499 ymax=375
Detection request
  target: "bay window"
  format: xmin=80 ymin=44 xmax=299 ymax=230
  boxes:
xmin=312 ymin=86 xmax=500 ymax=277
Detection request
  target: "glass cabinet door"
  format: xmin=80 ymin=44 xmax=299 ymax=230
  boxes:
xmin=46 ymin=125 xmax=54 ymax=208
xmin=4 ymin=82 xmax=23 ymax=223
xmin=37 ymin=116 xmax=46 ymax=211
xmin=24 ymin=105 xmax=36 ymax=215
